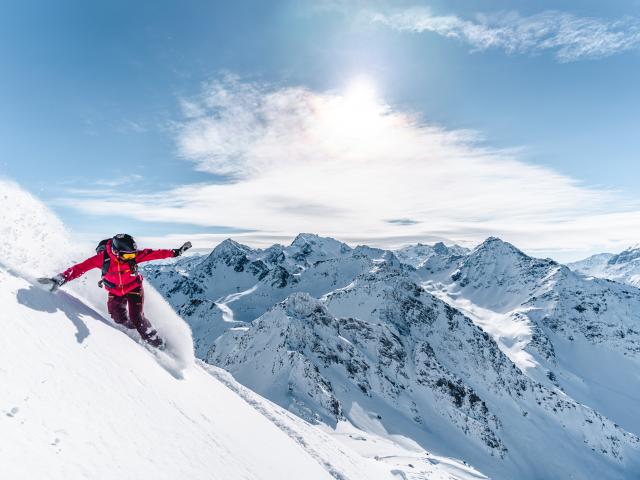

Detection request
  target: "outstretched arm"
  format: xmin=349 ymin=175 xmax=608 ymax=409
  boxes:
xmin=135 ymin=248 xmax=175 ymax=263
xmin=38 ymin=253 xmax=102 ymax=291
xmin=136 ymin=242 xmax=192 ymax=263
xmin=61 ymin=253 xmax=103 ymax=282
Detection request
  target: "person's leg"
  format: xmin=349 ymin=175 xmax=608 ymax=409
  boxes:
xmin=107 ymin=292 xmax=134 ymax=328
xmin=127 ymin=287 xmax=162 ymax=347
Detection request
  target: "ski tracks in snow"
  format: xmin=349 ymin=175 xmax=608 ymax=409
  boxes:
xmin=201 ymin=362 xmax=352 ymax=480
xmin=215 ymin=285 xmax=259 ymax=323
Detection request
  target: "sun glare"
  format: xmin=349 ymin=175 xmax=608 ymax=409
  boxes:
xmin=344 ymin=76 xmax=378 ymax=109
xmin=325 ymin=76 xmax=386 ymax=141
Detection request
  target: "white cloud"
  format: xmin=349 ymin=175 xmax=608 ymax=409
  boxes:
xmin=59 ymin=78 xmax=640 ymax=261
xmin=370 ymin=8 xmax=640 ymax=62
xmin=94 ymin=175 xmax=143 ymax=188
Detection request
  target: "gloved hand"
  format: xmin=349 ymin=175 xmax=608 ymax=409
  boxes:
xmin=173 ymin=241 xmax=192 ymax=257
xmin=37 ymin=274 xmax=66 ymax=292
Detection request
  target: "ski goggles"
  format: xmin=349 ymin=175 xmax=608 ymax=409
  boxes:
xmin=119 ymin=252 xmax=137 ymax=260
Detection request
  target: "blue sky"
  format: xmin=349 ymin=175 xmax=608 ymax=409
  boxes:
xmin=2 ymin=0 xmax=639 ymax=261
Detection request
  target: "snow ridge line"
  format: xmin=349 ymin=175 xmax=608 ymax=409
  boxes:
xmin=200 ymin=362 xmax=351 ymax=480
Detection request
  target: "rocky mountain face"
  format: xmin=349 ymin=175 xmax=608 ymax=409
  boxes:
xmin=143 ymin=234 xmax=640 ymax=479
xmin=569 ymin=245 xmax=640 ymax=288
xmin=423 ymin=238 xmax=640 ymax=355
xmin=418 ymin=238 xmax=640 ymax=434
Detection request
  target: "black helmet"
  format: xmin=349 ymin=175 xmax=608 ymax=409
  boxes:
xmin=111 ymin=233 xmax=137 ymax=254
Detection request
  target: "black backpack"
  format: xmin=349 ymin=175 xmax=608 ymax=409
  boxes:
xmin=96 ymin=238 xmax=139 ymax=288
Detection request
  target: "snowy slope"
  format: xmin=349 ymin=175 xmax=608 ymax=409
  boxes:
xmin=569 ymin=246 xmax=640 ymax=287
xmin=0 ymin=268 xmax=335 ymax=480
xmin=0 ymin=179 xmax=485 ymax=480
xmin=567 ymin=252 xmax=615 ymax=276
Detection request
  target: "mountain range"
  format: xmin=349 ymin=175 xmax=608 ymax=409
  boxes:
xmin=569 ymin=245 xmax=640 ymax=288
xmin=143 ymin=233 xmax=640 ymax=479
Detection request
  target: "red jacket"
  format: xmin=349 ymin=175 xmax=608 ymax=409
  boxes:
xmin=61 ymin=240 xmax=175 ymax=296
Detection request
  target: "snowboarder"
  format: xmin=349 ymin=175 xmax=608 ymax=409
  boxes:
xmin=39 ymin=234 xmax=192 ymax=348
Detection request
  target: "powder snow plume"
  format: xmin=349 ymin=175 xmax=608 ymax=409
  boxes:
xmin=0 ymin=179 xmax=74 ymax=276
xmin=0 ymin=178 xmax=194 ymax=371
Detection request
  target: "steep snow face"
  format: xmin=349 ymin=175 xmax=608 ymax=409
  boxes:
xmin=211 ymin=272 xmax=640 ymax=480
xmin=0 ymin=268 xmax=337 ymax=480
xmin=570 ymin=247 xmax=640 ymax=287
xmin=0 ymin=179 xmax=195 ymax=372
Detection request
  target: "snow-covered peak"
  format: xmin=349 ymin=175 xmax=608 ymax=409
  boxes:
xmin=443 ymin=237 xmax=562 ymax=312
xmin=472 ymin=236 xmax=523 ymax=257
xmin=284 ymin=291 xmax=326 ymax=319
xmin=608 ymin=245 xmax=640 ymax=265
xmin=568 ymin=252 xmax=614 ymax=270
xmin=195 ymin=238 xmax=265 ymax=279
xmin=287 ymin=233 xmax=352 ymax=264
xmin=432 ymin=241 xmax=449 ymax=255
xmin=138 ymin=222 xmax=640 ymax=478
xmin=396 ymin=241 xmax=469 ymax=268
xmin=290 ymin=232 xmax=351 ymax=250
xmin=209 ymin=238 xmax=252 ymax=259
xmin=569 ymin=247 xmax=640 ymax=288
xmin=352 ymin=244 xmax=388 ymax=259
xmin=259 ymin=243 xmax=286 ymax=265
xmin=463 ymin=236 xmax=560 ymax=278
xmin=375 ymin=250 xmax=404 ymax=271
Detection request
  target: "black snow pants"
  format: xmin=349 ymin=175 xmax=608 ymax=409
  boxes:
xmin=107 ymin=287 xmax=162 ymax=347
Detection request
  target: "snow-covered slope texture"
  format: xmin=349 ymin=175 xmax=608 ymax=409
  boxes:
xmin=3 ymin=181 xmax=484 ymax=480
xmin=0 ymin=179 xmax=195 ymax=372
xmin=569 ymin=246 xmax=640 ymax=288
xmin=1 ymin=267 xmax=339 ymax=480
xmin=210 ymin=261 xmax=640 ymax=480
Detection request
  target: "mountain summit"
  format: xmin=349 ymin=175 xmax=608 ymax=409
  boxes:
xmin=569 ymin=245 xmax=640 ymax=287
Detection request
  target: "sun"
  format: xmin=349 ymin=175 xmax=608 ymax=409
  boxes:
xmin=330 ymin=76 xmax=386 ymax=139
xmin=344 ymin=76 xmax=378 ymax=109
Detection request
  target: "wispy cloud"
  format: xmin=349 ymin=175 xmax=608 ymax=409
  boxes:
xmin=370 ymin=7 xmax=640 ymax=62
xmin=58 ymin=77 xmax=640 ymax=260
xmin=94 ymin=175 xmax=144 ymax=188
xmin=386 ymin=218 xmax=420 ymax=226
